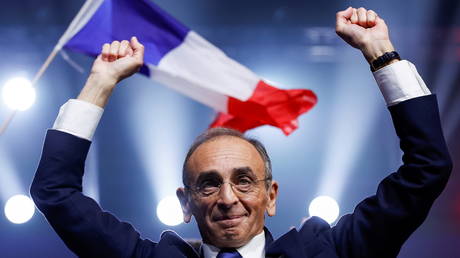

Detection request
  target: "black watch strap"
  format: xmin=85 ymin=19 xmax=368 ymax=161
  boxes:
xmin=370 ymin=51 xmax=401 ymax=72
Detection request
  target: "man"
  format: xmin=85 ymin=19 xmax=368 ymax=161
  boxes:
xmin=31 ymin=7 xmax=452 ymax=258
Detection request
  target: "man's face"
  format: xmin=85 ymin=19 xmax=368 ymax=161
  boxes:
xmin=177 ymin=136 xmax=278 ymax=248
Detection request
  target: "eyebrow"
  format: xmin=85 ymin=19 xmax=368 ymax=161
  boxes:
xmin=232 ymin=167 xmax=257 ymax=178
xmin=195 ymin=170 xmax=222 ymax=183
xmin=193 ymin=167 xmax=257 ymax=183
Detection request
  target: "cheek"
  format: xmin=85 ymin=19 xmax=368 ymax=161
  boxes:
xmin=241 ymin=194 xmax=268 ymax=214
xmin=191 ymin=200 xmax=214 ymax=219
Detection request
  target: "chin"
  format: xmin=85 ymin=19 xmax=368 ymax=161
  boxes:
xmin=221 ymin=228 xmax=242 ymax=239
xmin=201 ymin=218 xmax=261 ymax=248
xmin=215 ymin=228 xmax=251 ymax=248
xmin=201 ymin=227 xmax=241 ymax=248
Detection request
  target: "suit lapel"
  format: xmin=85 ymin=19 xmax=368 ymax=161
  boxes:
xmin=156 ymin=230 xmax=201 ymax=258
xmin=265 ymin=228 xmax=308 ymax=258
xmin=155 ymin=227 xmax=313 ymax=258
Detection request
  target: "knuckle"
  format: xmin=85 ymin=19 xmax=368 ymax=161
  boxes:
xmin=111 ymin=42 xmax=119 ymax=49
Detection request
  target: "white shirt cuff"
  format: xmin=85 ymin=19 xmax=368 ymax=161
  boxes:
xmin=373 ymin=60 xmax=431 ymax=106
xmin=52 ymin=99 xmax=104 ymax=141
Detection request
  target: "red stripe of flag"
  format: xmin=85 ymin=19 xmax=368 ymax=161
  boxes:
xmin=210 ymin=80 xmax=317 ymax=135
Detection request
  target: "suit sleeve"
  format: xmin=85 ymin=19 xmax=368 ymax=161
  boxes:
xmin=30 ymin=130 xmax=157 ymax=258
xmin=330 ymin=95 xmax=453 ymax=258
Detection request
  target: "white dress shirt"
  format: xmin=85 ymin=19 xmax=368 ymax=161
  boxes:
xmin=50 ymin=60 xmax=431 ymax=258
xmin=201 ymin=231 xmax=265 ymax=258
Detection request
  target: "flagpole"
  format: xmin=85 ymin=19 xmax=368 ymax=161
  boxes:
xmin=0 ymin=0 xmax=101 ymax=136
xmin=0 ymin=47 xmax=61 ymax=137
xmin=0 ymin=111 xmax=17 ymax=136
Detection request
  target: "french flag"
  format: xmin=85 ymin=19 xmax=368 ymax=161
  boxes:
xmin=57 ymin=0 xmax=317 ymax=135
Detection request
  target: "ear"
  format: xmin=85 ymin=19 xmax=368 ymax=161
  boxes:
xmin=176 ymin=187 xmax=192 ymax=223
xmin=266 ymin=180 xmax=279 ymax=217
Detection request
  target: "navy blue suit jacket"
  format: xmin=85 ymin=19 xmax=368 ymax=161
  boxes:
xmin=31 ymin=95 xmax=452 ymax=257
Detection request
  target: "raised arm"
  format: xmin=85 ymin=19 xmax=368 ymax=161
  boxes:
xmin=330 ymin=7 xmax=453 ymax=257
xmin=78 ymin=37 xmax=144 ymax=108
xmin=30 ymin=38 xmax=155 ymax=257
xmin=335 ymin=7 xmax=396 ymax=66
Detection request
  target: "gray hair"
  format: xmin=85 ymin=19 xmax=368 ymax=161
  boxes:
xmin=182 ymin=127 xmax=272 ymax=188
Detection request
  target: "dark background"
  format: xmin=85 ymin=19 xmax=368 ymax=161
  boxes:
xmin=0 ymin=0 xmax=459 ymax=257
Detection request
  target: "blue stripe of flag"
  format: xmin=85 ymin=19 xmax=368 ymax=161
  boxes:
xmin=64 ymin=0 xmax=190 ymax=74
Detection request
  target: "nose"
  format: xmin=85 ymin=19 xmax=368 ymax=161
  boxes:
xmin=216 ymin=182 xmax=239 ymax=208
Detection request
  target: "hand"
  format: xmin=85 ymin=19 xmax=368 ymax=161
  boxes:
xmin=77 ymin=37 xmax=144 ymax=108
xmin=336 ymin=7 xmax=395 ymax=63
xmin=90 ymin=37 xmax=145 ymax=84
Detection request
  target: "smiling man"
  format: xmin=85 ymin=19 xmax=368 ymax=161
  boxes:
xmin=31 ymin=7 xmax=452 ymax=258
xmin=177 ymin=129 xmax=278 ymax=255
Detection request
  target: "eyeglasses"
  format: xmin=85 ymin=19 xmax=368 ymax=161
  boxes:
xmin=185 ymin=176 xmax=271 ymax=198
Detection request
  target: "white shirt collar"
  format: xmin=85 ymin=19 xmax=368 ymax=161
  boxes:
xmin=201 ymin=231 xmax=265 ymax=258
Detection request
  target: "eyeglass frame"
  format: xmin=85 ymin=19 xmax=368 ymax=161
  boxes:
xmin=184 ymin=176 xmax=272 ymax=198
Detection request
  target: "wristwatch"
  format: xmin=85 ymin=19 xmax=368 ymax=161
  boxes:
xmin=370 ymin=51 xmax=401 ymax=72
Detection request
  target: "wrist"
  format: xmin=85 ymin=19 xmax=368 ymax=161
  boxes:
xmin=87 ymin=72 xmax=118 ymax=87
xmin=361 ymin=40 xmax=395 ymax=64
xmin=77 ymin=74 xmax=117 ymax=108
xmin=370 ymin=51 xmax=401 ymax=72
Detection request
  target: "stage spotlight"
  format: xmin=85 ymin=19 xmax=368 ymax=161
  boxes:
xmin=4 ymin=194 xmax=35 ymax=224
xmin=156 ymin=196 xmax=183 ymax=226
xmin=2 ymin=77 xmax=36 ymax=111
xmin=308 ymin=196 xmax=339 ymax=224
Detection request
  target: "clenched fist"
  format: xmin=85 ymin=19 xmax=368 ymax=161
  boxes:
xmin=91 ymin=37 xmax=145 ymax=84
xmin=78 ymin=37 xmax=145 ymax=108
xmin=336 ymin=7 xmax=395 ymax=64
